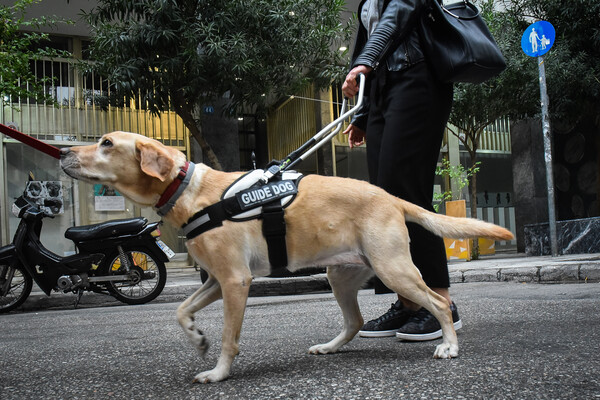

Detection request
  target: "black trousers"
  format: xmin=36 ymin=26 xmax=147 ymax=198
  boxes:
xmin=366 ymin=61 xmax=453 ymax=291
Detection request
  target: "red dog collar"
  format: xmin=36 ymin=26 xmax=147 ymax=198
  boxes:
xmin=155 ymin=161 xmax=195 ymax=216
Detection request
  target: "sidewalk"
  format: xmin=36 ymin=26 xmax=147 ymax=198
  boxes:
xmin=247 ymin=251 xmax=600 ymax=296
xmin=447 ymin=252 xmax=600 ymax=283
xmin=21 ymin=251 xmax=600 ymax=311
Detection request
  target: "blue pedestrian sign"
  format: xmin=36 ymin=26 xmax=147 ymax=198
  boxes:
xmin=521 ymin=21 xmax=555 ymax=57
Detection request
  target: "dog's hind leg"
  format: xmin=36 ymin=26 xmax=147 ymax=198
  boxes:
xmin=309 ymin=264 xmax=373 ymax=354
xmin=364 ymin=232 xmax=459 ymax=359
xmin=403 ymin=286 xmax=458 ymax=359
xmin=193 ymin=270 xmax=252 ymax=384
xmin=373 ymin=260 xmax=458 ymax=359
xmin=177 ymin=276 xmax=222 ymax=357
xmin=394 ymin=277 xmax=458 ymax=359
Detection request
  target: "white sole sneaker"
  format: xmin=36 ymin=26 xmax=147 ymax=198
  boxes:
xmin=358 ymin=329 xmax=399 ymax=338
xmin=396 ymin=320 xmax=463 ymax=342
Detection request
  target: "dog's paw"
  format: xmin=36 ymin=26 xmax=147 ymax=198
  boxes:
xmin=192 ymin=368 xmax=229 ymax=384
xmin=433 ymin=343 xmax=459 ymax=359
xmin=308 ymin=344 xmax=337 ymax=355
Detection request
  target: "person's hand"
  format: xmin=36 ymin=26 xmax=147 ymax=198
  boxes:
xmin=343 ymin=124 xmax=366 ymax=149
xmin=342 ymin=65 xmax=372 ymax=98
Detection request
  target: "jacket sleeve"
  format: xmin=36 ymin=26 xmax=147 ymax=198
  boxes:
xmin=350 ymin=95 xmax=370 ymax=131
xmin=352 ymin=0 xmax=426 ymax=70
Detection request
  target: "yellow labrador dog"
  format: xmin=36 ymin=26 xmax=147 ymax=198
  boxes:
xmin=60 ymin=131 xmax=513 ymax=383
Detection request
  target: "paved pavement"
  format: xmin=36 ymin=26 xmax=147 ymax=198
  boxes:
xmin=3 ymin=283 xmax=600 ymax=399
xmin=19 ymin=251 xmax=600 ymax=311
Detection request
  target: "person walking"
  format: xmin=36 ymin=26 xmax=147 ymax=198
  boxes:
xmin=342 ymin=0 xmax=462 ymax=341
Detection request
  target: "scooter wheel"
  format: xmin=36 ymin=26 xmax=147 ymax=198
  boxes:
xmin=101 ymin=247 xmax=167 ymax=305
xmin=0 ymin=264 xmax=33 ymax=313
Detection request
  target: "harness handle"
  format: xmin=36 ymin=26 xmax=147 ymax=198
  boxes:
xmin=260 ymin=73 xmax=366 ymax=183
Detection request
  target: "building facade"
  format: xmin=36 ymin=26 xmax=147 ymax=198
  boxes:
xmin=0 ymin=0 xmax=194 ymax=255
xmin=1 ymin=0 xmax=516 ymax=259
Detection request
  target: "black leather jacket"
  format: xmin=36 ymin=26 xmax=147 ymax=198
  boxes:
xmin=350 ymin=0 xmax=427 ymax=129
xmin=351 ymin=0 xmax=426 ymax=71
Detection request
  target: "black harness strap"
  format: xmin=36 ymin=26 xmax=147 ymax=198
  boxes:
xmin=261 ymin=200 xmax=288 ymax=269
xmin=182 ymin=176 xmax=302 ymax=271
xmin=183 ymin=200 xmax=232 ymax=239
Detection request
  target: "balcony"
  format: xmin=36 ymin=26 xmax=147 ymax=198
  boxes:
xmin=1 ymin=57 xmax=190 ymax=149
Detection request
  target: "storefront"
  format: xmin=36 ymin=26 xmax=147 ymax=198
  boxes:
xmin=1 ymin=74 xmax=191 ymax=256
xmin=1 ymin=138 xmax=188 ymax=257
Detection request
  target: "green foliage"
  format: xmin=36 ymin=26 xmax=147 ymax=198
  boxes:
xmin=500 ymin=0 xmax=600 ymax=124
xmin=449 ymin=0 xmax=538 ymax=158
xmin=83 ymin=0 xmax=352 ymax=117
xmin=467 ymin=0 xmax=600 ymax=125
xmin=449 ymin=0 xmax=600 ymax=152
xmin=0 ymin=0 xmax=71 ymax=107
xmin=433 ymin=159 xmax=481 ymax=212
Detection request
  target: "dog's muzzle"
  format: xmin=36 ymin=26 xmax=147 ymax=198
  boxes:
xmin=59 ymin=148 xmax=82 ymax=179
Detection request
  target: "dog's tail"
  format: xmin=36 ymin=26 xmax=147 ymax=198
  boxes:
xmin=399 ymin=200 xmax=514 ymax=241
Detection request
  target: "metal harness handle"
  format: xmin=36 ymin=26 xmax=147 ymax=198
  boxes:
xmin=260 ymin=73 xmax=367 ymax=183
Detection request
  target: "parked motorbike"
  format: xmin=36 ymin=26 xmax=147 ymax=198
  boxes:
xmin=0 ymin=179 xmax=175 ymax=312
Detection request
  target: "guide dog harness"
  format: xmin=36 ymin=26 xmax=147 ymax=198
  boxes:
xmin=156 ymin=163 xmax=302 ymax=271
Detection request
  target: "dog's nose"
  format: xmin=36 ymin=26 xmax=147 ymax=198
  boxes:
xmin=60 ymin=147 xmax=71 ymax=157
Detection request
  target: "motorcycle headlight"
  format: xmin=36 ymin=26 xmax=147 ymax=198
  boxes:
xmin=11 ymin=197 xmax=30 ymax=218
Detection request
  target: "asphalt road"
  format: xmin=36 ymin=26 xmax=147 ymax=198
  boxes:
xmin=1 ymin=282 xmax=599 ymax=400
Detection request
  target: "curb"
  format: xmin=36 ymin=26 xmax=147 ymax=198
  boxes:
xmin=14 ymin=254 xmax=600 ymax=312
xmin=249 ymin=274 xmax=331 ymax=297
xmin=449 ymin=257 xmax=600 ymax=284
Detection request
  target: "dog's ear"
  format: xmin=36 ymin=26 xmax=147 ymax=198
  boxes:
xmin=135 ymin=141 xmax=175 ymax=182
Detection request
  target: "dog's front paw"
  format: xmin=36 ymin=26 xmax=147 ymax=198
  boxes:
xmin=192 ymin=368 xmax=229 ymax=384
xmin=308 ymin=343 xmax=337 ymax=355
xmin=433 ymin=343 xmax=459 ymax=359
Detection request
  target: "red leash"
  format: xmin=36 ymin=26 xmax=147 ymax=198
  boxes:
xmin=0 ymin=123 xmax=61 ymax=159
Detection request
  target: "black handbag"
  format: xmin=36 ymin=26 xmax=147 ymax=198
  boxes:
xmin=418 ymin=0 xmax=506 ymax=84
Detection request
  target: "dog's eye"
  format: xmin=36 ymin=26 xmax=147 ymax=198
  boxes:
xmin=100 ymin=139 xmax=113 ymax=147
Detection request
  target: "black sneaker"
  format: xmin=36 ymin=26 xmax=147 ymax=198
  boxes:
xmin=359 ymin=300 xmax=416 ymax=338
xmin=395 ymin=302 xmax=462 ymax=341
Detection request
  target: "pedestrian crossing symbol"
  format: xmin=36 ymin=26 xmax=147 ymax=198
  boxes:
xmin=521 ymin=21 xmax=555 ymax=57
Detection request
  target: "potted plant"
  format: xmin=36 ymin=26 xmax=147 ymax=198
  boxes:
xmin=434 ymin=159 xmax=489 ymax=260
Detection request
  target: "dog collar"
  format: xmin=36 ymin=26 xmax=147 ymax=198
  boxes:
xmin=155 ymin=161 xmax=195 ymax=216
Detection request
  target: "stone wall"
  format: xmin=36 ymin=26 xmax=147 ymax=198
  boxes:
xmin=511 ymin=117 xmax=600 ymax=253
xmin=510 ymin=118 xmax=549 ymax=252
xmin=552 ymin=117 xmax=600 ymax=220
xmin=524 ymin=217 xmax=600 ymax=256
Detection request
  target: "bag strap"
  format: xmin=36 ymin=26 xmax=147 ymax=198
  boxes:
xmin=437 ymin=0 xmax=481 ymax=20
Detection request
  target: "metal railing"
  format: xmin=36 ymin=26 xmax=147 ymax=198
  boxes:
xmin=268 ymin=84 xmax=512 ymax=159
xmin=478 ymin=206 xmax=517 ymax=246
xmin=479 ymin=116 xmax=511 ymax=154
xmin=1 ymin=57 xmax=189 ymax=149
xmin=267 ymin=84 xmax=364 ymax=163
xmin=267 ymin=86 xmax=317 ymax=161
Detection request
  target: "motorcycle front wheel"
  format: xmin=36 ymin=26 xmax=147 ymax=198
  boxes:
xmin=0 ymin=264 xmax=33 ymax=313
xmin=101 ymin=248 xmax=167 ymax=305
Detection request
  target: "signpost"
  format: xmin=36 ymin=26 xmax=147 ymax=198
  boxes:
xmin=521 ymin=21 xmax=558 ymax=256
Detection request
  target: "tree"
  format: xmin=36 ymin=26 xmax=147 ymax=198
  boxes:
xmin=0 ymin=0 xmax=71 ymax=107
xmin=448 ymin=0 xmax=600 ymax=253
xmin=83 ymin=0 xmax=352 ymax=170
xmin=500 ymin=0 xmax=600 ymax=126
xmin=501 ymin=0 xmax=600 ymax=221
xmin=444 ymin=0 xmax=529 ymax=256
xmin=433 ymin=159 xmax=480 ymax=212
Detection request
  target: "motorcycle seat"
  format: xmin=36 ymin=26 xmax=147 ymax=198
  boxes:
xmin=65 ymin=217 xmax=148 ymax=242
